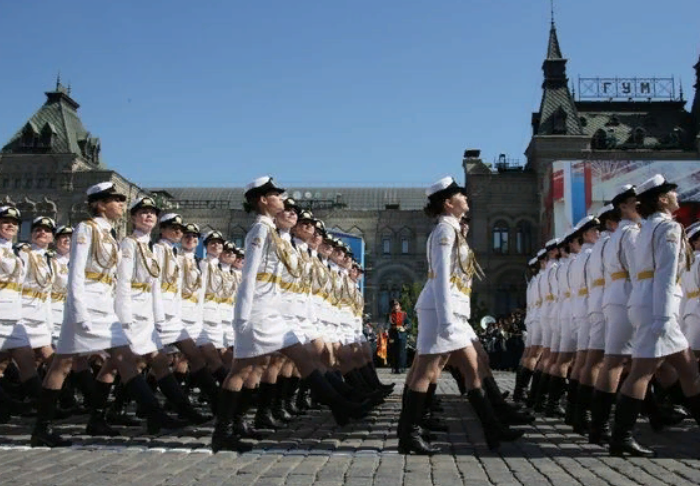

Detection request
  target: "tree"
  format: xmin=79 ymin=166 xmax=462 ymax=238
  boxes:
xmin=398 ymin=281 xmax=424 ymax=340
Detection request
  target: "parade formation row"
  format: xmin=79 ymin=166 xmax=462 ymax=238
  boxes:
xmin=514 ymin=174 xmax=700 ymax=457
xmin=0 ymin=176 xmax=393 ymax=453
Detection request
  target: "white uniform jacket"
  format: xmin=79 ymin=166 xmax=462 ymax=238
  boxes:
xmin=50 ymin=252 xmax=69 ymax=333
xmin=115 ymin=232 xmax=160 ymax=327
xmin=415 ymin=215 xmax=473 ymax=335
xmin=0 ymin=238 xmax=25 ymax=321
xmin=587 ymin=232 xmax=610 ymax=315
xmin=602 ymin=220 xmax=640 ymax=308
xmin=199 ymin=256 xmax=223 ymax=326
xmin=680 ymin=250 xmax=700 ymax=320
xmin=64 ymin=218 xmax=119 ymax=328
xmin=18 ymin=245 xmax=54 ymax=327
xmin=152 ymin=240 xmax=182 ymax=326
xmin=628 ymin=213 xmax=688 ymax=335
xmin=179 ymin=251 xmax=203 ymax=324
xmin=570 ymin=243 xmax=594 ymax=321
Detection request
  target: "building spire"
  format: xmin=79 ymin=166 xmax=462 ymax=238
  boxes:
xmin=551 ymin=0 xmax=555 ymax=26
xmin=56 ymin=71 xmax=61 ymax=90
xmin=547 ymin=15 xmax=563 ymax=59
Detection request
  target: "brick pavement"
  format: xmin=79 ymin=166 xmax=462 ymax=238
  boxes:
xmin=0 ymin=371 xmax=698 ymax=486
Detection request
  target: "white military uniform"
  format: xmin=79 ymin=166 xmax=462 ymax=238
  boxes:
xmin=551 ymin=253 xmax=569 ymax=352
xmin=219 ymin=262 xmax=236 ymax=348
xmin=234 ymin=215 xmax=301 ymax=358
xmin=570 ymin=243 xmax=593 ymax=351
xmin=310 ymin=251 xmax=335 ymax=343
xmin=558 ymin=253 xmax=577 ymax=353
xmin=153 ymin=239 xmax=189 ymax=346
xmin=680 ymin=247 xmax=700 ymax=351
xmin=585 ymin=231 xmax=610 ymax=351
xmin=415 ymin=214 xmax=476 ymax=355
xmin=291 ymin=237 xmax=322 ymax=344
xmin=199 ymin=255 xmax=225 ymax=348
xmin=17 ymin=244 xmax=54 ymax=349
xmin=338 ymin=268 xmax=358 ymax=346
xmin=116 ymin=230 xmax=164 ymax=356
xmin=180 ymin=250 xmax=204 ymax=343
xmin=540 ymin=258 xmax=559 ymax=349
xmin=0 ymin=237 xmax=28 ymax=351
xmin=50 ymin=251 xmax=69 ymax=342
xmin=528 ymin=269 xmax=544 ymax=347
xmin=601 ymin=219 xmax=639 ymax=356
xmin=57 ymin=217 xmax=130 ymax=355
xmin=628 ymin=212 xmax=690 ymax=358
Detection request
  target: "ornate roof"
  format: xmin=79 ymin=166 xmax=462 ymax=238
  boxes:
xmin=2 ymin=80 xmax=105 ymax=167
xmin=150 ymin=186 xmax=427 ymax=211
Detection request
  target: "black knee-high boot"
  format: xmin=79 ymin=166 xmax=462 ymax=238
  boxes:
xmin=544 ymin=375 xmax=567 ymax=418
xmin=212 ymin=366 xmax=229 ymax=385
xmin=271 ymin=378 xmax=293 ymax=423
xmin=483 ymin=376 xmax=535 ymax=425
xmin=157 ymin=374 xmax=211 ymax=425
xmin=86 ymin=381 xmax=120 ymax=436
xmin=513 ymin=366 xmax=533 ymax=403
xmin=565 ymin=379 xmax=578 ymax=425
xmin=362 ymin=363 xmax=394 ymax=393
xmin=0 ymin=383 xmax=25 ymax=421
xmin=533 ymin=373 xmax=551 ymax=413
xmin=609 ymin=394 xmax=655 ymax=457
xmin=106 ymin=380 xmax=141 ymax=426
xmin=125 ymin=375 xmax=188 ymax=434
xmin=304 ymin=370 xmax=372 ymax=426
xmin=588 ymin=389 xmax=615 ymax=445
xmin=190 ymin=367 xmax=220 ymax=414
xmin=397 ymin=389 xmax=439 ymax=455
xmin=255 ymin=382 xmax=285 ymax=430
xmin=526 ymin=370 xmax=542 ymax=409
xmin=72 ymin=368 xmax=97 ymax=413
xmin=643 ymin=382 xmax=685 ymax=431
xmin=419 ymin=383 xmax=447 ymax=432
xmin=233 ymin=387 xmax=262 ymax=439
xmin=30 ymin=388 xmax=72 ymax=447
xmin=295 ymin=379 xmax=312 ymax=412
xmin=467 ymin=388 xmax=524 ymax=451
xmin=211 ymin=388 xmax=253 ymax=453
xmin=331 ymin=372 xmax=382 ymax=404
xmin=284 ymin=376 xmax=301 ymax=415
xmin=573 ymin=383 xmax=593 ymax=435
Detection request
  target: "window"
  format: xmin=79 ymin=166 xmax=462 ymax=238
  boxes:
xmin=234 ymin=237 xmax=244 ymax=249
xmin=591 ymin=129 xmax=607 ymax=150
xmin=401 ymin=238 xmax=409 ymax=254
xmin=14 ymin=178 xmax=21 ymax=189
xmin=48 ymin=178 xmax=55 ymax=189
xmin=382 ymin=238 xmax=391 ymax=255
xmin=515 ymin=221 xmax=532 ymax=255
xmin=492 ymin=221 xmax=509 ymax=254
xmin=19 ymin=220 xmax=32 ymax=241
xmin=552 ymin=108 xmax=567 ymax=135
xmin=633 ymin=127 xmax=645 ymax=146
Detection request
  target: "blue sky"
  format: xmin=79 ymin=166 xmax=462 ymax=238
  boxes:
xmin=1 ymin=1 xmax=699 ymax=188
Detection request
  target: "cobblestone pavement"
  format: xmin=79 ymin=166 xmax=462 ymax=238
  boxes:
xmin=1 ymin=371 xmax=699 ymax=486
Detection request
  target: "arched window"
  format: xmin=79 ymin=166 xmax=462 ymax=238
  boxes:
xmin=380 ymin=229 xmax=394 ymax=255
xmin=492 ymin=221 xmax=509 ymax=254
xmin=552 ymin=107 xmax=567 ymax=134
xmin=515 ymin=221 xmax=532 ymax=255
xmin=20 ymin=123 xmax=38 ymax=148
xmin=632 ymin=127 xmax=645 ymax=146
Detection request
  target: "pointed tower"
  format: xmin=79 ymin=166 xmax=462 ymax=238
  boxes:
xmin=532 ymin=20 xmax=581 ymax=136
xmin=2 ymin=79 xmax=105 ymax=168
xmin=691 ymin=54 xmax=700 ymax=137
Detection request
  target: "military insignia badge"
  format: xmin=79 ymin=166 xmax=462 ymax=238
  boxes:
xmin=439 ymin=237 xmax=451 ymax=246
xmin=77 ymin=235 xmax=88 ymax=245
xmin=667 ymin=234 xmax=679 ymax=243
xmin=122 ymin=248 xmax=133 ymax=259
xmin=252 ymin=237 xmax=263 ymax=247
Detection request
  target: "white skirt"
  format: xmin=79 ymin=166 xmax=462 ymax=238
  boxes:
xmin=549 ymin=319 xmax=562 ymax=352
xmin=576 ymin=315 xmax=591 ymax=351
xmin=198 ymin=321 xmax=225 ymax=349
xmin=234 ymin=301 xmax=300 ymax=359
xmin=223 ymin=321 xmax=235 ymax=348
xmin=56 ymin=308 xmax=130 ymax=355
xmin=126 ymin=315 xmax=163 ymax=356
xmin=629 ymin=306 xmax=688 ymax=359
xmin=416 ymin=309 xmax=474 ymax=356
xmin=557 ymin=315 xmax=577 ymax=353
xmin=587 ymin=311 xmax=606 ymax=351
xmin=528 ymin=320 xmax=543 ymax=347
xmin=603 ymin=304 xmax=634 ymax=356
xmin=0 ymin=319 xmax=32 ymax=351
xmin=158 ymin=316 xmax=190 ymax=346
xmin=682 ymin=314 xmax=700 ymax=351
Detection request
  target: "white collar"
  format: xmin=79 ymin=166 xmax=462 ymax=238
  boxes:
xmin=132 ymin=229 xmax=150 ymax=242
xmin=158 ymin=238 xmax=175 ymax=248
xmin=93 ymin=216 xmax=113 ymax=230
xmin=293 ymin=237 xmax=307 ymax=249
xmin=649 ymin=211 xmax=673 ymax=221
xmin=31 ymin=244 xmax=47 ymax=255
xmin=256 ymin=214 xmax=276 ymax=228
xmin=0 ymin=238 xmax=12 ymax=248
xmin=279 ymin=230 xmax=291 ymax=241
xmin=581 ymin=242 xmax=594 ymax=251
xmin=438 ymin=214 xmax=460 ymax=231
xmin=183 ymin=251 xmax=195 ymax=259
xmin=206 ymin=255 xmax=219 ymax=264
xmin=220 ymin=263 xmax=231 ymax=270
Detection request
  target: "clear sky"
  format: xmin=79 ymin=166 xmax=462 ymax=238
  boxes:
xmin=1 ymin=1 xmax=699 ymax=188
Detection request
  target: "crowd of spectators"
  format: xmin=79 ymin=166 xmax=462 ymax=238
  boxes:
xmin=478 ymin=310 xmax=526 ymax=371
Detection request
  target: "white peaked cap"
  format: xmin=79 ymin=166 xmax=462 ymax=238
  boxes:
xmin=536 ymin=249 xmax=547 ymax=258
xmin=545 ymin=238 xmax=559 ymax=249
xmin=688 ymin=225 xmax=700 ymax=240
xmin=426 ymin=176 xmax=456 ymax=197
xmin=86 ymin=182 xmax=113 ymax=196
xmin=159 ymin=213 xmax=181 ymax=223
xmin=637 ymin=174 xmax=677 ymax=197
xmin=245 ymin=176 xmax=272 ymax=192
xmin=597 ymin=204 xmax=615 ymax=218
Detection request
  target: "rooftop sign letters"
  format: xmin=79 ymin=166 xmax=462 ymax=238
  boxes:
xmin=578 ymin=77 xmax=676 ymax=100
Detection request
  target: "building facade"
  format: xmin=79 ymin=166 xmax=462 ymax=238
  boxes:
xmin=5 ymin=19 xmax=700 ymax=321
